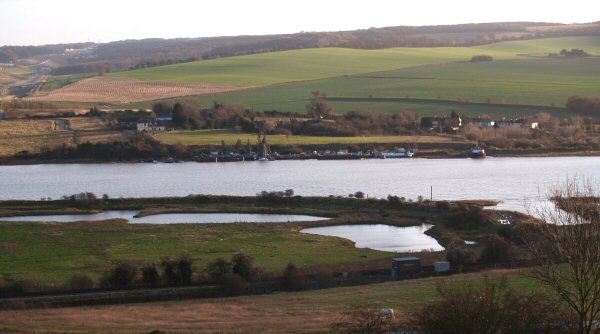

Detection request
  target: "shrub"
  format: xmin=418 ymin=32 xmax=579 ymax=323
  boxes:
xmin=67 ymin=274 xmax=94 ymax=290
xmin=445 ymin=244 xmax=478 ymax=271
xmin=442 ymin=204 xmax=493 ymax=230
xmin=142 ymin=264 xmax=160 ymax=286
xmin=105 ymin=263 xmax=137 ymax=289
xmin=281 ymin=262 xmax=304 ymax=291
xmin=232 ymin=252 xmax=255 ymax=281
xmin=479 ymin=237 xmax=513 ymax=263
xmin=470 ymin=55 xmax=493 ymax=62
xmin=407 ymin=278 xmax=569 ymax=334
xmin=161 ymin=257 xmax=179 ymax=284
xmin=331 ymin=304 xmax=394 ymax=334
xmin=354 ymin=191 xmax=365 ymax=199
xmin=177 ymin=255 xmax=194 ymax=284
xmin=161 ymin=255 xmax=194 ymax=284
xmin=206 ymin=258 xmax=231 ymax=281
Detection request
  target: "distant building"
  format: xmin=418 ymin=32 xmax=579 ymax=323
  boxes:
xmin=137 ymin=120 xmax=165 ymax=132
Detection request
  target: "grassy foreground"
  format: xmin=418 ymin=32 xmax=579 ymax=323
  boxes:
xmin=0 ymin=219 xmax=391 ymax=286
xmin=0 ymin=269 xmax=536 ymax=333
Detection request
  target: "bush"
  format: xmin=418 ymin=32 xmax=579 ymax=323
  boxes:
xmin=161 ymin=255 xmax=194 ymax=284
xmin=142 ymin=264 xmax=160 ymax=286
xmin=407 ymin=278 xmax=569 ymax=334
xmin=470 ymin=55 xmax=493 ymax=62
xmin=67 ymin=274 xmax=94 ymax=290
xmin=232 ymin=252 xmax=255 ymax=281
xmin=281 ymin=262 xmax=304 ymax=291
xmin=446 ymin=244 xmax=478 ymax=271
xmin=105 ymin=263 xmax=137 ymax=289
xmin=177 ymin=255 xmax=194 ymax=284
xmin=442 ymin=204 xmax=493 ymax=230
xmin=331 ymin=304 xmax=394 ymax=334
xmin=206 ymin=258 xmax=232 ymax=281
xmin=479 ymin=237 xmax=513 ymax=263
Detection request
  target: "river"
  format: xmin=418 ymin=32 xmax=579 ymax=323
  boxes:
xmin=0 ymin=157 xmax=598 ymax=213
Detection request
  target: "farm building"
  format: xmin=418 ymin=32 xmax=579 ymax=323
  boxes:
xmin=391 ymin=256 xmax=421 ymax=280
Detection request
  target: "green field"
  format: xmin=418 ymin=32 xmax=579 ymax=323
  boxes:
xmin=156 ymin=129 xmax=466 ymax=146
xmin=0 ymin=219 xmax=392 ymax=286
xmin=114 ymin=36 xmax=600 ymax=117
xmin=107 ymin=47 xmax=514 ymax=86
xmin=109 ymin=36 xmax=600 ymax=87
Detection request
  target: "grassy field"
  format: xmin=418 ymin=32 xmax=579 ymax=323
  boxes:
xmin=0 ymin=269 xmax=536 ymax=333
xmin=107 ymin=36 xmax=600 ymax=118
xmin=0 ymin=219 xmax=392 ymax=286
xmin=108 ymin=36 xmax=600 ymax=87
xmin=107 ymin=46 xmax=515 ymax=86
xmin=182 ymin=56 xmax=600 ymax=117
xmin=156 ymin=129 xmax=467 ymax=146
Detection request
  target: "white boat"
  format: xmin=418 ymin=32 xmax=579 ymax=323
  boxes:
xmin=378 ymin=150 xmax=414 ymax=159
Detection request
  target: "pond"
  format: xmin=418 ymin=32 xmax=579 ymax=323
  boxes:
xmin=0 ymin=211 xmax=331 ymax=224
xmin=301 ymin=224 xmax=444 ymax=253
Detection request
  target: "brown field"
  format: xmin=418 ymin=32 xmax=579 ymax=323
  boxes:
xmin=0 ymin=118 xmax=124 ymax=157
xmin=24 ymin=77 xmax=251 ymax=104
xmin=0 ymin=270 xmax=527 ymax=334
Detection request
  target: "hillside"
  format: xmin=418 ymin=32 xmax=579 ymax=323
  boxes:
xmin=1 ymin=22 xmax=599 ymax=76
xmin=102 ymin=36 xmax=600 ymax=118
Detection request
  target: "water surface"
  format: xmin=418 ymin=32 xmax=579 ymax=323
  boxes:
xmin=1 ymin=157 xmax=598 ymax=213
xmin=302 ymin=224 xmax=443 ymax=252
xmin=0 ymin=211 xmax=330 ymax=224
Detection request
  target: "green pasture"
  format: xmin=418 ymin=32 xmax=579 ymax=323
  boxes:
xmin=183 ymin=57 xmax=599 ymax=117
xmin=107 ymin=46 xmax=514 ymax=86
xmin=0 ymin=219 xmax=392 ymax=286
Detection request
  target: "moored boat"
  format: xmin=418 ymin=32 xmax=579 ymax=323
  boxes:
xmin=470 ymin=147 xmax=486 ymax=158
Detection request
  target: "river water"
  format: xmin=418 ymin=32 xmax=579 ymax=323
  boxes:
xmin=0 ymin=157 xmax=598 ymax=213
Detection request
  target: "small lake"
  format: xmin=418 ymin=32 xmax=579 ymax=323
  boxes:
xmin=0 ymin=211 xmax=330 ymax=224
xmin=301 ymin=224 xmax=444 ymax=253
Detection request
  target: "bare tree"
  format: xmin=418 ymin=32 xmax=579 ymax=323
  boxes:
xmin=525 ymin=178 xmax=600 ymax=334
xmin=306 ymin=91 xmax=332 ymax=119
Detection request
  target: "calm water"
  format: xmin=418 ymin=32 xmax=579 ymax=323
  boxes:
xmin=0 ymin=157 xmax=598 ymax=213
xmin=302 ymin=224 xmax=443 ymax=252
xmin=0 ymin=211 xmax=330 ymax=224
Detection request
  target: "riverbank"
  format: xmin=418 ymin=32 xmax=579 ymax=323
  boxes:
xmin=1 ymin=147 xmax=600 ymax=165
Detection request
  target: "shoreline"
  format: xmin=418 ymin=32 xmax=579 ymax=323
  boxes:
xmin=1 ymin=149 xmax=599 ymax=165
